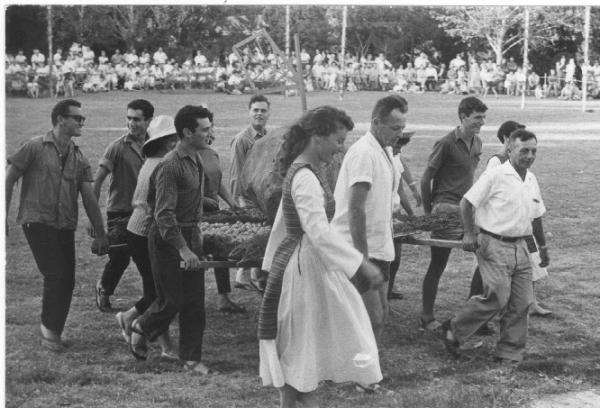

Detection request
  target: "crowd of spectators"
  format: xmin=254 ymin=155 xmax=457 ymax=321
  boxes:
xmin=6 ymin=42 xmax=600 ymax=100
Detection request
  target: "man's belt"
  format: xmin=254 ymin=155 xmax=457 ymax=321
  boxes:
xmin=480 ymin=228 xmax=528 ymax=243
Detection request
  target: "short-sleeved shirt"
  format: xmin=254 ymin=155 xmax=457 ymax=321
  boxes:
xmin=147 ymin=145 xmax=204 ymax=250
xmin=8 ymin=132 xmax=93 ymax=230
xmin=99 ymin=133 xmax=146 ymax=213
xmin=229 ymin=125 xmax=266 ymax=201
xmin=332 ymin=131 xmax=400 ymax=261
xmin=464 ymin=161 xmax=546 ymax=237
xmin=427 ymin=127 xmax=482 ymax=205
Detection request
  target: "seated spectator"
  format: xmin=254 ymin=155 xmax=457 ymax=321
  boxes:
xmin=26 ymin=72 xmax=39 ymax=98
xmin=505 ymin=71 xmax=517 ymax=95
xmin=82 ymin=46 xmax=95 ymax=66
xmin=111 ymin=49 xmax=124 ymax=66
xmin=515 ymin=66 xmax=527 ymax=96
xmin=115 ymin=60 xmax=128 ymax=89
xmin=558 ymin=81 xmax=581 ymax=100
xmin=15 ymin=49 xmax=27 ymax=65
xmin=527 ymin=71 xmax=540 ymax=96
xmin=456 ymin=65 xmax=469 ymax=94
xmin=379 ymin=65 xmax=393 ymax=91
xmin=53 ymin=48 xmax=63 ymax=67
xmin=153 ymin=47 xmax=168 ymax=65
xmin=393 ymin=64 xmax=408 ymax=92
xmin=194 ymin=50 xmax=208 ymax=67
xmin=98 ymin=50 xmax=109 ymax=66
xmin=425 ymin=62 xmax=439 ymax=91
xmin=31 ymin=48 xmax=45 ymax=66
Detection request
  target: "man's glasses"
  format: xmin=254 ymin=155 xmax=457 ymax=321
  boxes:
xmin=64 ymin=114 xmax=86 ymax=123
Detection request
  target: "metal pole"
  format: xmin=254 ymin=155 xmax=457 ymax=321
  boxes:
xmin=582 ymin=6 xmax=590 ymax=112
xmin=285 ymin=5 xmax=290 ymax=58
xmin=521 ymin=7 xmax=529 ymax=110
xmin=47 ymin=5 xmax=53 ymax=97
xmin=339 ymin=6 xmax=348 ymax=100
xmin=294 ymin=33 xmax=307 ymax=112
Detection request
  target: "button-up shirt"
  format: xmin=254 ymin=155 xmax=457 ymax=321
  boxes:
xmin=8 ymin=131 xmax=93 ymax=230
xmin=99 ymin=133 xmax=146 ymax=213
xmin=427 ymin=127 xmax=482 ymax=205
xmin=147 ymin=145 xmax=204 ymax=250
xmin=332 ymin=131 xmax=400 ymax=261
xmin=464 ymin=160 xmax=546 ymax=237
xmin=198 ymin=146 xmax=221 ymax=204
xmin=229 ymin=125 xmax=266 ymax=202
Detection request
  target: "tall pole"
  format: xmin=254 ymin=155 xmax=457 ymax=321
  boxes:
xmin=521 ymin=7 xmax=529 ymax=110
xmin=47 ymin=5 xmax=53 ymax=97
xmin=294 ymin=33 xmax=307 ymax=113
xmin=285 ymin=5 xmax=290 ymax=58
xmin=339 ymin=5 xmax=348 ymax=100
xmin=582 ymin=6 xmax=591 ymax=112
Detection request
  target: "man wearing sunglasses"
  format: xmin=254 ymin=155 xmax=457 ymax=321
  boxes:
xmin=91 ymin=99 xmax=153 ymax=312
xmin=6 ymin=99 xmax=109 ymax=351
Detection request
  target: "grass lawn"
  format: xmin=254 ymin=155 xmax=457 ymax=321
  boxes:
xmin=4 ymin=90 xmax=600 ymax=408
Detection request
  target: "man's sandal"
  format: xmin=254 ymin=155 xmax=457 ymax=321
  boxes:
xmin=129 ymin=319 xmax=148 ymax=361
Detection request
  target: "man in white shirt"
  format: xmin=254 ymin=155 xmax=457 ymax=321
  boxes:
xmin=31 ymin=49 xmax=45 ymax=66
xmin=332 ymin=94 xmax=407 ymax=342
xmin=153 ymin=47 xmax=168 ymax=65
xmin=442 ymin=129 xmax=549 ymax=364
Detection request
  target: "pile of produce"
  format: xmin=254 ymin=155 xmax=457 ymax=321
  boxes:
xmin=392 ymin=212 xmax=463 ymax=236
xmin=202 ymin=207 xmax=268 ymax=224
xmin=200 ymin=209 xmax=271 ymax=262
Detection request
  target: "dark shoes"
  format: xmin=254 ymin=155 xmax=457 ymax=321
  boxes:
xmin=95 ymin=280 xmax=112 ymax=312
xmin=529 ymin=303 xmax=553 ymax=317
xmin=441 ymin=319 xmax=460 ymax=358
xmin=40 ymin=333 xmax=65 ymax=352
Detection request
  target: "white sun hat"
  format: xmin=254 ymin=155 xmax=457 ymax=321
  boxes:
xmin=143 ymin=115 xmax=177 ymax=156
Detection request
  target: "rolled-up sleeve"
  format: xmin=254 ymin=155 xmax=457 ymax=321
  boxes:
xmin=99 ymin=140 xmax=118 ymax=172
xmin=8 ymin=140 xmax=36 ymax=173
xmin=153 ymin=162 xmax=187 ymax=250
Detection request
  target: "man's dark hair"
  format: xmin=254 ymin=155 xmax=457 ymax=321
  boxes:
xmin=248 ymin=94 xmax=270 ymax=109
xmin=51 ymin=99 xmax=81 ymax=126
xmin=174 ymin=105 xmax=213 ymax=139
xmin=127 ymin=99 xmax=154 ymax=120
xmin=508 ymin=129 xmax=537 ymax=145
xmin=458 ymin=96 xmax=488 ymax=120
xmin=371 ymin=94 xmax=408 ymax=122
xmin=497 ymin=121 xmax=525 ymax=143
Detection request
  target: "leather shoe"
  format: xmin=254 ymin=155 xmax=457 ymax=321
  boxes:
xmin=529 ymin=303 xmax=553 ymax=317
xmin=95 ymin=280 xmax=112 ymax=312
xmin=441 ymin=319 xmax=460 ymax=357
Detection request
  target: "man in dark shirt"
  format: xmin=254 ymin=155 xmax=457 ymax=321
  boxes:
xmin=92 ymin=99 xmax=153 ymax=312
xmin=6 ymin=99 xmax=109 ymax=352
xmin=130 ymin=105 xmax=213 ymax=374
xmin=419 ymin=96 xmax=486 ymax=332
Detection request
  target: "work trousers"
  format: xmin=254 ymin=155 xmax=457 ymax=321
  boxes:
xmin=451 ymin=233 xmax=533 ymax=362
xmin=22 ymin=223 xmax=75 ymax=335
xmin=100 ymin=211 xmax=132 ymax=296
xmin=138 ymin=224 xmax=205 ymax=362
xmin=126 ymin=231 xmax=157 ymax=314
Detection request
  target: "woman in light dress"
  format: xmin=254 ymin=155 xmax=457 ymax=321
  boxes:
xmin=258 ymin=106 xmax=384 ymax=408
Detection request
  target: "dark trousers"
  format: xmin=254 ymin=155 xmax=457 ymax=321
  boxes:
xmin=23 ymin=223 xmax=75 ymax=335
xmin=215 ymin=268 xmax=231 ymax=294
xmin=388 ymin=242 xmax=402 ymax=298
xmin=138 ymin=225 xmax=205 ymax=361
xmin=126 ymin=231 xmax=157 ymax=313
xmin=100 ymin=211 xmax=132 ymax=296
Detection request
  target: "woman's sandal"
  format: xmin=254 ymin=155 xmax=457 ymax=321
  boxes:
xmin=129 ymin=319 xmax=148 ymax=361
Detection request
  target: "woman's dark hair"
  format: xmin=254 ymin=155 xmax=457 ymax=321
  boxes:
xmin=279 ymin=105 xmax=354 ymax=176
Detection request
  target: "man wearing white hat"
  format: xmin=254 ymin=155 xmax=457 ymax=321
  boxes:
xmin=92 ymin=99 xmax=154 ymax=312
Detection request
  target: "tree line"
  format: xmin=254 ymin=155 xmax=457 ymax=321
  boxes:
xmin=5 ymin=5 xmax=600 ymax=73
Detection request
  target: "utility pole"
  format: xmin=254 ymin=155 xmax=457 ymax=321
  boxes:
xmin=582 ymin=6 xmax=591 ymax=112
xmin=521 ymin=7 xmax=529 ymax=110
xmin=47 ymin=5 xmax=53 ymax=97
xmin=285 ymin=5 xmax=290 ymax=58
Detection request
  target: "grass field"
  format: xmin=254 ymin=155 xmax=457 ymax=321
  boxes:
xmin=4 ymin=90 xmax=600 ymax=408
